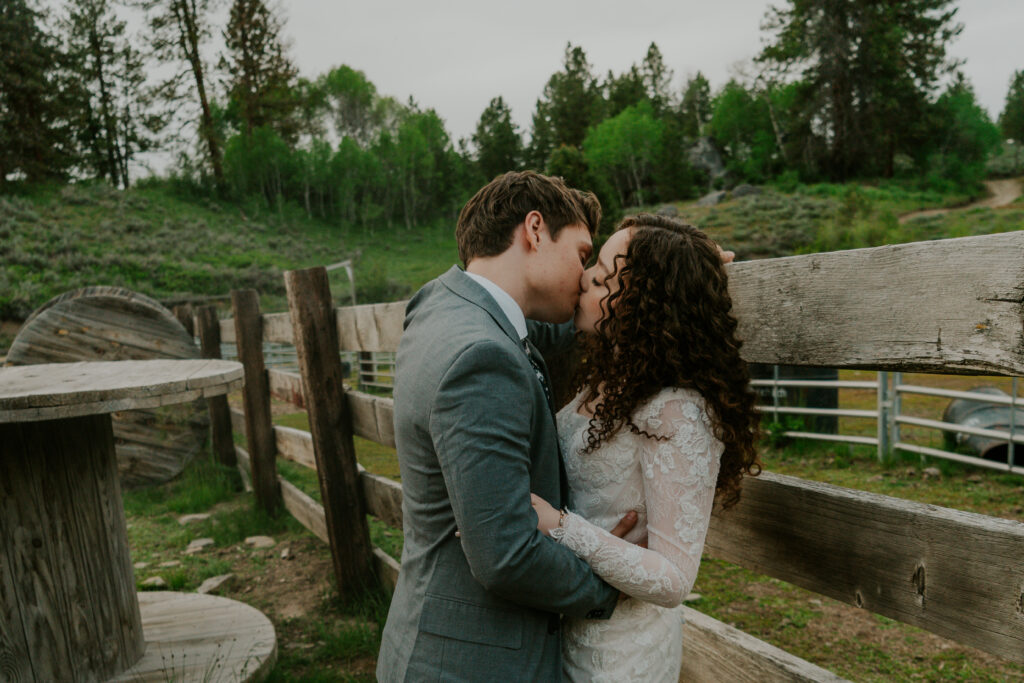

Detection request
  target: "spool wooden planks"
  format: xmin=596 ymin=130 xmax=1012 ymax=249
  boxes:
xmin=5 ymin=287 xmax=208 ymax=487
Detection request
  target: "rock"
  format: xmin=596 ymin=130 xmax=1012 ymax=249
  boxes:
xmin=197 ymin=573 xmax=235 ymax=595
xmin=966 ymin=474 xmax=983 ymax=483
xmin=178 ymin=513 xmax=210 ymax=525
xmin=186 ymin=538 xmax=215 ymax=554
xmin=683 ymin=592 xmax=702 ymax=603
xmin=869 ymin=475 xmax=884 ymax=482
xmin=142 ymin=576 xmax=167 ymax=588
xmin=281 ymin=547 xmax=294 ymax=560
xmin=732 ymin=183 xmax=762 ymax=198
xmin=922 ymin=467 xmax=942 ymax=479
xmin=696 ymin=191 xmax=727 ymax=207
xmin=245 ymin=535 xmax=276 ymax=549
xmin=655 ymin=204 xmax=679 ymax=218
xmin=159 ymin=560 xmax=182 ymax=568
xmin=809 ymin=599 xmax=823 ymax=607
xmin=687 ymin=137 xmax=727 ymax=179
xmin=904 ymin=468 xmax=917 ymax=477
xmin=133 ymin=561 xmax=149 ymax=570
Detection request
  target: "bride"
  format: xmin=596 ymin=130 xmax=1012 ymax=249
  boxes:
xmin=531 ymin=213 xmax=762 ymax=681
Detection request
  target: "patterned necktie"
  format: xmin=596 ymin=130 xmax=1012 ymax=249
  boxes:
xmin=522 ymin=338 xmax=552 ymax=407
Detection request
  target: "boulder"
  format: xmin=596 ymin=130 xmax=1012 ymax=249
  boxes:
xmin=655 ymin=204 xmax=679 ymax=218
xmin=697 ymin=191 xmax=727 ymax=207
xmin=687 ymin=137 xmax=727 ymax=179
xmin=245 ymin=535 xmax=276 ymax=549
xmin=732 ymin=184 xmax=762 ymax=198
xmin=197 ymin=573 xmax=236 ymax=595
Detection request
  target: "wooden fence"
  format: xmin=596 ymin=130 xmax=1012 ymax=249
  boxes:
xmin=195 ymin=230 xmax=1024 ymax=682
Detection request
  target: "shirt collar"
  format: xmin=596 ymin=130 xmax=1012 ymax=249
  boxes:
xmin=464 ymin=271 xmax=528 ymax=340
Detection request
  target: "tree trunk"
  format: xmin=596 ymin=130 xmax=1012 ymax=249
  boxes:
xmin=172 ymin=0 xmax=223 ymax=191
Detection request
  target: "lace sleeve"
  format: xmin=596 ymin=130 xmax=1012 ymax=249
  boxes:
xmin=550 ymin=391 xmax=722 ymax=608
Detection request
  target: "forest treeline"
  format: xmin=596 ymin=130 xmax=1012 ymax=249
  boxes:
xmin=2 ymin=0 xmax=1024 ymax=230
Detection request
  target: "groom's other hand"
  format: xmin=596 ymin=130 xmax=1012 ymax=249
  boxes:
xmin=608 ymin=510 xmax=638 ymax=538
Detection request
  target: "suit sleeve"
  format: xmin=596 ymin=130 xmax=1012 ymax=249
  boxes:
xmin=525 ymin=320 xmax=576 ymax=357
xmin=429 ymin=340 xmax=619 ymax=618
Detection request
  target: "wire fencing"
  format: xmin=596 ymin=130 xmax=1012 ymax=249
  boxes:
xmin=754 ymin=368 xmax=1022 ymax=476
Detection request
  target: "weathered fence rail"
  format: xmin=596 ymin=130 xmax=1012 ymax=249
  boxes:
xmin=204 ymin=230 xmax=1024 ymax=680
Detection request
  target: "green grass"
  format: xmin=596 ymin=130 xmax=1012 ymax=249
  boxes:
xmin=0 ymin=181 xmax=458 ymax=320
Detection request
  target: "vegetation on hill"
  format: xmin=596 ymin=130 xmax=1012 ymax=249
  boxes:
xmin=3 ymin=176 xmax=1020 ymax=328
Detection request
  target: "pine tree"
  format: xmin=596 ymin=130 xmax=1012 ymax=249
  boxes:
xmin=999 ymin=70 xmax=1024 ymax=173
xmin=758 ymin=0 xmax=961 ymax=180
xmin=528 ymin=43 xmax=604 ymax=168
xmin=472 ymin=96 xmax=522 ymax=180
xmin=680 ymin=72 xmax=711 ymax=139
xmin=221 ymin=0 xmax=298 ymax=141
xmin=64 ymin=0 xmax=156 ymax=188
xmin=0 ymin=0 xmax=76 ymax=183
xmin=139 ymin=0 xmax=224 ymax=190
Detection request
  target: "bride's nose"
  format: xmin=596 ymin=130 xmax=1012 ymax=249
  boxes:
xmin=579 ymin=268 xmax=590 ymax=290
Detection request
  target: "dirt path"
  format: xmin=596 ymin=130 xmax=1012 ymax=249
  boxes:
xmin=898 ymin=178 xmax=1022 ymax=223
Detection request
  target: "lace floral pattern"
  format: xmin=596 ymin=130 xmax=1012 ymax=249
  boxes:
xmin=554 ymin=388 xmax=723 ymax=681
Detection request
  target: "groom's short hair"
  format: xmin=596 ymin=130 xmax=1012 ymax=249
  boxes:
xmin=456 ymin=171 xmax=600 ymax=265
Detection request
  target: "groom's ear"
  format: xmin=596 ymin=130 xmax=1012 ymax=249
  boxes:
xmin=522 ymin=210 xmax=545 ymax=253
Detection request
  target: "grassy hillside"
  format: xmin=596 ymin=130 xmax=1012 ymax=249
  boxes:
xmin=0 ymin=181 xmax=459 ymax=322
xmin=2 ymin=178 xmax=1021 ymax=337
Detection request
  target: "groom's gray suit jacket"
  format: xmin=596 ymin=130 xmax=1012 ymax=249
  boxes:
xmin=377 ymin=266 xmax=619 ymax=682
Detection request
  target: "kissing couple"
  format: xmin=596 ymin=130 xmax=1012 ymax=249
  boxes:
xmin=377 ymin=171 xmax=761 ymax=681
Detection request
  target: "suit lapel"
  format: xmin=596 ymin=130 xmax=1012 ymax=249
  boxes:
xmin=439 ymin=266 xmax=520 ymax=345
xmin=440 ymin=266 xmax=570 ymax=506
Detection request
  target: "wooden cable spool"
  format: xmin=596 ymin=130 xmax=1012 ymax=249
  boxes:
xmin=5 ymin=287 xmax=209 ymax=487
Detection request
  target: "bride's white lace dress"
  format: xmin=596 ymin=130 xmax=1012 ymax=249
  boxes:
xmin=552 ymin=387 xmax=723 ymax=682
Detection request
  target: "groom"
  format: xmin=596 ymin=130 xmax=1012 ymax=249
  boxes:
xmin=377 ymin=172 xmax=631 ymax=681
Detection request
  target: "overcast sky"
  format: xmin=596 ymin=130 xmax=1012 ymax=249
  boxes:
xmin=279 ymin=0 xmax=1021 ymax=144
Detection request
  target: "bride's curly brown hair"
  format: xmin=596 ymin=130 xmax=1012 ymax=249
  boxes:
xmin=573 ymin=214 xmax=761 ymax=509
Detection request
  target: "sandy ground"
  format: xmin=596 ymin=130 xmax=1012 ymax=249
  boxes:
xmin=898 ymin=178 xmax=1023 ymax=223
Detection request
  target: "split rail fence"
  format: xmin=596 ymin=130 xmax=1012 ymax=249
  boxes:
xmin=192 ymin=231 xmax=1024 ymax=682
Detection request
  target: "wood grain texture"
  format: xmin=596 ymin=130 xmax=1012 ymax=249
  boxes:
xmin=705 ymin=471 xmax=1024 ymax=663
xmin=680 ymin=606 xmax=850 ymax=682
xmin=0 ymin=360 xmax=242 ymax=423
xmin=280 ymin=478 xmax=328 ymax=544
xmin=268 ymin=368 xmax=305 ymax=409
xmin=111 ymin=591 xmax=276 ymax=682
xmin=274 ymin=425 xmax=316 ymax=470
xmin=232 ymin=289 xmax=281 ymax=515
xmin=347 ymin=391 xmax=395 ymax=448
xmin=335 ymin=301 xmax=406 ymax=352
xmin=5 ymin=288 xmax=209 ymax=487
xmin=285 ymin=267 xmax=375 ymax=599
xmin=0 ymin=415 xmax=144 ymax=681
xmin=358 ymin=464 xmax=403 ymax=530
xmin=230 ymin=233 xmax=1024 ymax=375
xmin=196 ymin=306 xmax=236 ymax=467
xmin=373 ymin=548 xmax=401 ymax=590
xmin=262 ymin=312 xmax=294 ymax=344
xmin=219 ymin=317 xmax=236 ymax=344
xmin=171 ymin=304 xmax=195 ymax=338
xmin=729 ymin=231 xmax=1024 ymax=374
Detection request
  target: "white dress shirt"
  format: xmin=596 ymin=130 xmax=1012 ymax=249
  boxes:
xmin=464 ymin=270 xmax=528 ymax=341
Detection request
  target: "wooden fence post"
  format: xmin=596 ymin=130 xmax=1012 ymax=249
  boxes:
xmin=197 ymin=305 xmax=237 ymax=467
xmin=172 ymin=303 xmax=195 ymax=338
xmin=231 ymin=290 xmax=281 ymax=514
xmin=285 ymin=267 xmax=375 ymax=599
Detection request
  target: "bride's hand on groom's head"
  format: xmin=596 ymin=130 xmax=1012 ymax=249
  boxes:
xmin=716 ymin=243 xmax=736 ymax=264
